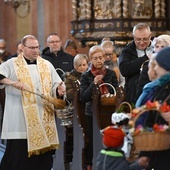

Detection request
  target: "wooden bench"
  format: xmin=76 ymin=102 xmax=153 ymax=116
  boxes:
xmin=72 ymin=82 xmax=125 ymax=169
xmin=73 ymin=80 xmax=88 ymax=170
xmin=92 ymin=84 xmax=125 ymax=130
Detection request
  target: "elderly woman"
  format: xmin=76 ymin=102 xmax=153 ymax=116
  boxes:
xmin=135 ymin=46 xmax=170 ymax=170
xmin=136 ymin=34 xmax=170 ymax=98
xmin=100 ymin=40 xmax=125 ymax=87
xmin=80 ymin=45 xmax=118 ymax=170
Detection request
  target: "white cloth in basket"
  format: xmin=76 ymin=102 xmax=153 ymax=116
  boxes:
xmin=111 ymin=112 xmax=130 ymax=124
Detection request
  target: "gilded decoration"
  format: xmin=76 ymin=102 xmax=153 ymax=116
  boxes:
xmin=77 ymin=0 xmax=91 ymax=20
xmin=94 ymin=0 xmax=122 ymax=19
xmin=131 ymin=0 xmax=153 ymax=18
xmin=71 ymin=0 xmax=169 ymax=48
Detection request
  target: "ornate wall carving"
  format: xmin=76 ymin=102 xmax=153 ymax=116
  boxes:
xmin=71 ymin=0 xmax=169 ymax=47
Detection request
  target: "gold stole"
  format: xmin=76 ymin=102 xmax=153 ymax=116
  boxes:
xmin=14 ymin=54 xmax=59 ymax=157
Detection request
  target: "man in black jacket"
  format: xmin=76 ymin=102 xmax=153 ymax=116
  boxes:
xmin=42 ymin=33 xmax=74 ymax=79
xmin=42 ymin=33 xmax=74 ymax=170
xmin=119 ymin=23 xmax=154 ymax=105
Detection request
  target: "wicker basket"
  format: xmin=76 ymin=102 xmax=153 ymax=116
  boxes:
xmin=133 ymin=109 xmax=170 ymax=151
xmin=99 ymin=83 xmax=116 ymax=106
xmin=134 ymin=131 xmax=170 ymax=151
xmin=117 ymin=102 xmax=132 ymax=113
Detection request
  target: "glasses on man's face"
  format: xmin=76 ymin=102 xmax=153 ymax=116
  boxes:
xmin=24 ymin=45 xmax=40 ymax=50
xmin=48 ymin=40 xmax=61 ymax=44
xmin=133 ymin=35 xmax=151 ymax=43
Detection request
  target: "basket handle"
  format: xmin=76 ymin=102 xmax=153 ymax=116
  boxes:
xmin=117 ymin=102 xmax=132 ymax=113
xmin=99 ymin=83 xmax=117 ymax=96
xmin=162 ymin=94 xmax=170 ymax=104
xmin=56 ymin=68 xmax=65 ymax=75
xmin=133 ymin=109 xmax=160 ymax=128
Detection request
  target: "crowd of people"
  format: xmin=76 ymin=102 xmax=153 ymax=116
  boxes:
xmin=0 ymin=22 xmax=170 ymax=170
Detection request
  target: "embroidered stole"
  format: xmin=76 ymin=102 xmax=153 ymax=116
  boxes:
xmin=14 ymin=54 xmax=59 ymax=157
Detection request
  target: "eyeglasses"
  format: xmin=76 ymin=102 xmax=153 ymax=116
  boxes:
xmin=24 ymin=45 xmax=41 ymax=50
xmin=134 ymin=35 xmax=151 ymax=43
xmin=48 ymin=40 xmax=61 ymax=44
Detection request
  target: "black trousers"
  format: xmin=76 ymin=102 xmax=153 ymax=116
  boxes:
xmin=0 ymin=139 xmax=55 ymax=170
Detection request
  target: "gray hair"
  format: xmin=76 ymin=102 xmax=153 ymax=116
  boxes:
xmin=47 ymin=33 xmax=60 ymax=42
xmin=0 ymin=39 xmax=6 ymax=45
xmin=89 ymin=45 xmax=105 ymax=59
xmin=101 ymin=40 xmax=114 ymax=49
xmin=132 ymin=23 xmax=151 ymax=35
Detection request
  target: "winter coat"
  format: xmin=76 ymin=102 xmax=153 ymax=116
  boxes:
xmin=0 ymin=51 xmax=11 ymax=63
xmin=42 ymin=47 xmax=74 ymax=78
xmin=136 ymin=60 xmax=150 ymax=99
xmin=80 ymin=68 xmax=118 ymax=116
xmin=65 ymin=69 xmax=81 ymax=101
xmin=96 ymin=149 xmax=130 ymax=170
xmin=119 ymin=41 xmax=151 ymax=104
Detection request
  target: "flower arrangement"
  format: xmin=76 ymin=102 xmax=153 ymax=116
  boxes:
xmin=134 ymin=123 xmax=170 ymax=135
xmin=132 ymin=100 xmax=170 ymax=135
xmin=131 ymin=100 xmax=170 ymax=118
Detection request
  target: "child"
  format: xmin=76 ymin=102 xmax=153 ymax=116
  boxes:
xmin=96 ymin=126 xmax=130 ymax=170
xmin=111 ymin=112 xmax=133 ymax=159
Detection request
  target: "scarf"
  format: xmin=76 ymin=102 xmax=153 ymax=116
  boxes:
xmin=14 ymin=54 xmax=59 ymax=157
xmin=136 ymin=73 xmax=170 ymax=107
xmin=91 ymin=64 xmax=108 ymax=94
xmin=158 ymin=72 xmax=170 ymax=86
xmin=135 ymin=80 xmax=159 ymax=107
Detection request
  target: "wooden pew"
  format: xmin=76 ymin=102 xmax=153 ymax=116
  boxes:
xmin=73 ymin=80 xmax=88 ymax=170
xmin=92 ymin=84 xmax=125 ymax=130
xmin=72 ymin=81 xmax=125 ymax=170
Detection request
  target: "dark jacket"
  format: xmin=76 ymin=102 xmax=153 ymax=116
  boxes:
xmin=96 ymin=149 xmax=130 ymax=170
xmin=42 ymin=47 xmax=74 ymax=78
xmin=138 ymin=74 xmax=170 ymax=170
xmin=119 ymin=41 xmax=149 ymax=105
xmin=80 ymin=69 xmax=118 ymax=116
xmin=0 ymin=51 xmax=11 ymax=63
xmin=7 ymin=53 xmax=17 ymax=60
xmin=65 ymin=69 xmax=81 ymax=101
xmin=136 ymin=60 xmax=150 ymax=99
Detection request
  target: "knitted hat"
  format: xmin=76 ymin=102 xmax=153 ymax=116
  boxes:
xmin=155 ymin=46 xmax=170 ymax=71
xmin=102 ymin=127 xmax=125 ymax=148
